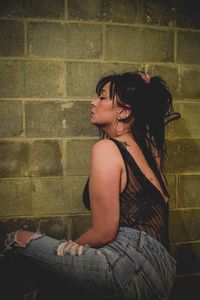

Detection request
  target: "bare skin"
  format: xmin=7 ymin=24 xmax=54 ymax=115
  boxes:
xmin=15 ymin=231 xmax=35 ymax=247
xmin=15 ymin=81 xmax=168 ymax=248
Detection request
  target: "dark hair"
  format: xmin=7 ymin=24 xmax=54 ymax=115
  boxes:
xmin=96 ymin=71 xmax=181 ymax=197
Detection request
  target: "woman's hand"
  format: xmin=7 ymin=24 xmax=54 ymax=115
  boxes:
xmin=57 ymin=241 xmax=87 ymax=256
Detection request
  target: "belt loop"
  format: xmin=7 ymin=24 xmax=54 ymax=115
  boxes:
xmin=137 ymin=231 xmax=145 ymax=252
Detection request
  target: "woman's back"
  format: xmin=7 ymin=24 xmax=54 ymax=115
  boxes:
xmin=83 ymin=137 xmax=170 ymax=250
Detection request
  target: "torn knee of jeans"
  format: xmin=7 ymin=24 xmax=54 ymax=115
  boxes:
xmin=14 ymin=231 xmax=45 ymax=248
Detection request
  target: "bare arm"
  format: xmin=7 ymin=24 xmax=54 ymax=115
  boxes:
xmin=74 ymin=139 xmax=122 ymax=247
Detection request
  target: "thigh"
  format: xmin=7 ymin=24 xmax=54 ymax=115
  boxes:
xmin=11 ymin=236 xmax=113 ymax=298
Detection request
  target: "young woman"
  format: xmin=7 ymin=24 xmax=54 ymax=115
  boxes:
xmin=0 ymin=71 xmax=180 ymax=300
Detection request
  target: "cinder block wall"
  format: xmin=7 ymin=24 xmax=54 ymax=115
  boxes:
xmin=0 ymin=0 xmax=199 ymax=298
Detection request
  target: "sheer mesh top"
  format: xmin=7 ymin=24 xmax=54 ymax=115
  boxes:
xmin=83 ymin=138 xmax=170 ymax=250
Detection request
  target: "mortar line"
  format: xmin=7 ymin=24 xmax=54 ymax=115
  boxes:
xmin=4 ymin=97 xmax=200 ymax=102
xmin=102 ymin=24 xmax=106 ymax=61
xmin=0 ymin=16 xmax=200 ymax=32
xmin=174 ymin=28 xmax=177 ymax=63
xmin=63 ymin=60 xmax=67 ymax=98
xmin=0 ymin=56 xmax=199 ymax=68
xmin=170 ymin=207 xmax=200 ymax=211
xmin=62 ymin=139 xmax=67 ymax=177
xmin=1 ymin=136 xmax=199 ymax=142
xmin=5 ymin=98 xmax=200 ymax=104
xmin=0 ymin=98 xmax=94 ymax=101
xmin=64 ymin=0 xmax=68 ymax=20
xmin=22 ymin=100 xmax=26 ymax=137
xmin=24 ymin=21 xmax=28 ymax=56
xmin=174 ymin=240 xmax=200 ymax=246
xmin=175 ymin=174 xmax=179 ymax=208
xmin=0 ymin=212 xmax=91 ymax=219
xmin=176 ymin=273 xmax=200 ymax=278
xmin=0 ymin=137 xmax=99 ymax=142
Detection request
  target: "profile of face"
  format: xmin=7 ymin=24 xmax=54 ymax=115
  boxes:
xmin=90 ymin=82 xmax=119 ymax=128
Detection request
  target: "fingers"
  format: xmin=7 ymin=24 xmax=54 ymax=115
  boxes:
xmin=57 ymin=241 xmax=86 ymax=256
xmin=57 ymin=241 xmax=68 ymax=256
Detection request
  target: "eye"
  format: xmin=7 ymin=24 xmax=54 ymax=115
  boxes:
xmin=99 ymin=96 xmax=106 ymax=101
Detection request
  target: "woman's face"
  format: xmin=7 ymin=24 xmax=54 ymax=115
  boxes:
xmin=90 ymin=82 xmax=119 ymax=128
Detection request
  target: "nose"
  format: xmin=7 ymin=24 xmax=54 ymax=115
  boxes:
xmin=91 ymin=97 xmax=99 ymax=107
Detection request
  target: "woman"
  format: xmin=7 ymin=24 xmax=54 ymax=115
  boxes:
xmin=0 ymin=71 xmax=180 ymax=300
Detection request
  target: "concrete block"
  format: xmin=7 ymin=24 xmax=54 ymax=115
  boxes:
xmin=0 ymin=216 xmax=70 ymax=240
xmin=32 ymin=178 xmax=69 ymax=215
xmin=177 ymin=31 xmax=200 ymax=64
xmin=171 ymin=275 xmax=200 ymax=300
xmin=25 ymin=101 xmax=64 ymax=137
xmin=175 ymin=0 xmax=200 ymax=29
xmin=178 ymin=175 xmax=200 ymax=208
xmin=0 ymin=60 xmax=65 ymax=98
xmin=0 ymin=0 xmax=64 ymax=19
xmin=67 ymin=62 xmax=144 ymax=98
xmin=105 ymin=26 xmax=174 ymax=62
xmin=68 ymin=0 xmax=142 ymax=24
xmin=166 ymin=174 xmax=176 ymax=209
xmin=65 ymin=176 xmax=89 ymax=213
xmin=37 ymin=216 xmax=70 ymax=239
xmin=0 ymin=179 xmax=31 ymax=217
xmin=66 ymin=139 xmax=98 ymax=175
xmin=143 ymin=0 xmax=175 ymax=26
xmin=176 ymin=242 xmax=200 ymax=274
xmin=165 ymin=122 xmax=173 ymax=139
xmin=62 ymin=101 xmax=98 ymax=136
xmin=0 ymin=60 xmax=24 ymax=97
xmin=180 ymin=67 xmax=200 ymax=99
xmin=28 ymin=140 xmax=63 ymax=177
xmin=173 ymin=103 xmax=200 ymax=138
xmin=0 ymin=100 xmax=23 ymax=137
xmin=71 ymin=215 xmax=92 ymax=240
xmin=25 ymin=100 xmax=97 ymax=137
xmin=169 ymin=209 xmax=200 ymax=242
xmin=148 ymin=65 xmax=179 ymax=99
xmin=0 ymin=20 xmax=24 ymax=56
xmin=28 ymin=22 xmax=103 ymax=59
xmin=0 ymin=141 xmax=28 ymax=177
xmin=165 ymin=139 xmax=200 ymax=173
xmin=0 ymin=140 xmax=63 ymax=178
xmin=24 ymin=60 xmax=66 ymax=98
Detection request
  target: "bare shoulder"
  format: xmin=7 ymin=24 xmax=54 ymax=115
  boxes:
xmin=92 ymin=139 xmax=120 ymax=155
xmin=91 ymin=139 xmax=122 ymax=165
xmin=90 ymin=139 xmax=123 ymax=178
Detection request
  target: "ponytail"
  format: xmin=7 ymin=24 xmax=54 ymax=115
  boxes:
xmin=131 ymin=73 xmax=180 ymax=197
xmin=142 ymin=75 xmax=180 ymax=168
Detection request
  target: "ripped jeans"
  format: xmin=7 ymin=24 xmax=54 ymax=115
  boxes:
xmin=0 ymin=227 xmax=176 ymax=300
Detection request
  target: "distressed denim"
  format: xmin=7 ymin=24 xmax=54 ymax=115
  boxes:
xmin=5 ymin=227 xmax=176 ymax=300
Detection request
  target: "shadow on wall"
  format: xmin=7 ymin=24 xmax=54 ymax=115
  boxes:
xmin=166 ymin=118 xmax=200 ymax=299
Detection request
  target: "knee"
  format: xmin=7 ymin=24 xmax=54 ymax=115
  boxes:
xmin=15 ymin=231 xmax=38 ymax=248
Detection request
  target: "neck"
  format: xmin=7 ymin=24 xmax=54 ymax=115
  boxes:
xmin=102 ymin=128 xmax=132 ymax=140
xmin=114 ymin=130 xmax=132 ymax=138
xmin=100 ymin=121 xmax=133 ymax=139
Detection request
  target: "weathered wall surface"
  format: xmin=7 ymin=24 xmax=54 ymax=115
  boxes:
xmin=0 ymin=0 xmax=199 ymax=298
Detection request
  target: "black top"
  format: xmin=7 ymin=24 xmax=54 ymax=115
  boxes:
xmin=83 ymin=138 xmax=170 ymax=250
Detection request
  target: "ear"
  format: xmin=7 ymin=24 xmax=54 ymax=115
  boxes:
xmin=117 ymin=105 xmax=132 ymax=121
